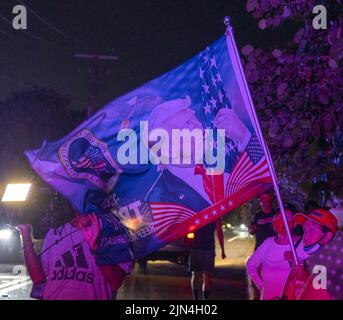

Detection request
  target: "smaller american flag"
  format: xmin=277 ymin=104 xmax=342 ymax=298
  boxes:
xmin=150 ymin=202 xmax=195 ymax=237
xmin=226 ymin=132 xmax=271 ymax=197
xmin=72 ymin=145 xmax=107 ymax=171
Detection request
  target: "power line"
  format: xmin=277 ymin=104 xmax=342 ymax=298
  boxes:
xmin=18 ymin=0 xmax=86 ymax=49
xmin=0 ymin=12 xmax=72 ymax=50
xmin=0 ymin=28 xmax=14 ymax=38
xmin=0 ymin=24 xmax=60 ymax=52
xmin=0 ymin=13 xmax=44 ymax=43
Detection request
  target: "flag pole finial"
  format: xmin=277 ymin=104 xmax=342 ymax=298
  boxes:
xmin=224 ymin=16 xmax=232 ymax=33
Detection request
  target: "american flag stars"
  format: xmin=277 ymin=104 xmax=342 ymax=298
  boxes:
xmin=198 ymin=48 xmax=232 ymax=132
xmin=210 ymin=57 xmax=217 ymax=68
xmin=188 ymin=199 xmax=236 ymax=230
xmin=199 ymin=68 xmax=205 ymax=79
xmin=218 ymin=91 xmax=224 ymax=103
xmin=209 ymin=97 xmax=217 ymax=109
xmin=203 ymin=54 xmax=209 ymax=63
xmin=245 ymin=132 xmax=264 ymax=164
xmin=203 ymin=83 xmax=210 ymax=94
xmin=203 ymin=103 xmax=211 ymax=115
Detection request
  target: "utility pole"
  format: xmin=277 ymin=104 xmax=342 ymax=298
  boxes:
xmin=74 ymin=53 xmax=119 ymax=118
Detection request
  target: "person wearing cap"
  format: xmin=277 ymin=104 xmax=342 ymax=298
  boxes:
xmin=246 ymin=205 xmax=309 ymax=300
xmin=283 ymin=208 xmax=342 ymax=300
xmin=249 ymin=193 xmax=276 ymax=250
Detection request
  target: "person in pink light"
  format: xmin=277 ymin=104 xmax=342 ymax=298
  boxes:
xmin=17 ymin=211 xmax=132 ymax=300
xmin=246 ymin=205 xmax=309 ymax=300
xmin=283 ymin=208 xmax=339 ymax=300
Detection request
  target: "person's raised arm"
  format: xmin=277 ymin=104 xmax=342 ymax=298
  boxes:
xmin=16 ymin=224 xmax=46 ymax=284
xmin=215 ymin=219 xmax=226 ymax=259
xmin=81 ymin=214 xmax=127 ymax=292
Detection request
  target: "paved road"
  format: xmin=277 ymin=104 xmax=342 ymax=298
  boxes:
xmin=0 ymin=264 xmax=33 ymax=300
xmin=0 ymin=233 xmax=254 ymax=300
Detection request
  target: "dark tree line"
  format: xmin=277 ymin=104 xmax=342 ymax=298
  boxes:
xmin=0 ymin=87 xmax=85 ymax=183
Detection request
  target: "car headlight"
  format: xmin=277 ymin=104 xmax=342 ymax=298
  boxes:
xmin=0 ymin=229 xmax=12 ymax=240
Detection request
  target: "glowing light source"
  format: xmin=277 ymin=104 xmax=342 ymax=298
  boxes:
xmin=121 ymin=218 xmax=144 ymax=232
xmin=186 ymin=232 xmax=195 ymax=239
xmin=0 ymin=229 xmax=12 ymax=240
xmin=1 ymin=183 xmax=32 ymax=202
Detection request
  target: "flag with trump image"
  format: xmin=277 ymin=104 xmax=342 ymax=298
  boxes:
xmin=26 ymin=35 xmax=273 ymax=264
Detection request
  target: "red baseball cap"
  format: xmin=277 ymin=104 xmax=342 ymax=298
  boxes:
xmin=294 ymin=209 xmax=338 ymax=235
xmin=259 ymin=193 xmax=272 ymax=202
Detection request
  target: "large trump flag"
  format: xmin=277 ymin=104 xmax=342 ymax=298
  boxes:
xmin=26 ymin=29 xmax=273 ymax=264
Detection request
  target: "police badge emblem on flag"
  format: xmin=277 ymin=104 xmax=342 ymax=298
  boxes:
xmin=58 ymin=129 xmax=122 ymax=193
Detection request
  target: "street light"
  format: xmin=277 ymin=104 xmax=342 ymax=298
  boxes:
xmin=1 ymin=183 xmax=32 ymax=202
xmin=0 ymin=229 xmax=12 ymax=240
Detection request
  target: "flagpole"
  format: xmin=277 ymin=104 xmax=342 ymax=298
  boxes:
xmin=223 ymin=16 xmax=299 ymax=266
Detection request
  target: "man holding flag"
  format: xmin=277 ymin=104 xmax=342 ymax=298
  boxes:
xmin=17 ymin=211 xmax=132 ymax=300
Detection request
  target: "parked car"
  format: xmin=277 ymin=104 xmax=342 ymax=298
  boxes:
xmin=137 ymin=232 xmax=195 ymax=266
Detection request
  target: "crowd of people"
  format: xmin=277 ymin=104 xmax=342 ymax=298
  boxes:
xmin=247 ymin=193 xmax=343 ymax=300
xmin=17 ymin=205 xmax=227 ymax=301
xmin=14 ymin=190 xmax=342 ymax=300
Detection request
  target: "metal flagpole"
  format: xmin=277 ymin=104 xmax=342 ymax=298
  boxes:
xmin=223 ymin=16 xmax=299 ymax=265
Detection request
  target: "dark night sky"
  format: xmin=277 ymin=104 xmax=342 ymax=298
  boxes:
xmin=0 ymin=0 xmax=296 ymax=111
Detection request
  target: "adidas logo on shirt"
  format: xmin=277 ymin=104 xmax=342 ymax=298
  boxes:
xmin=51 ymin=243 xmax=95 ymax=284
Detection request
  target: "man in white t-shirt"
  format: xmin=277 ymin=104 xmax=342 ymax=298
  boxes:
xmin=246 ymin=207 xmax=308 ymax=300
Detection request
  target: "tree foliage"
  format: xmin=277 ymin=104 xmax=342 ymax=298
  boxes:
xmin=242 ymin=0 xmax=343 ymax=208
xmin=0 ymin=87 xmax=84 ymax=182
